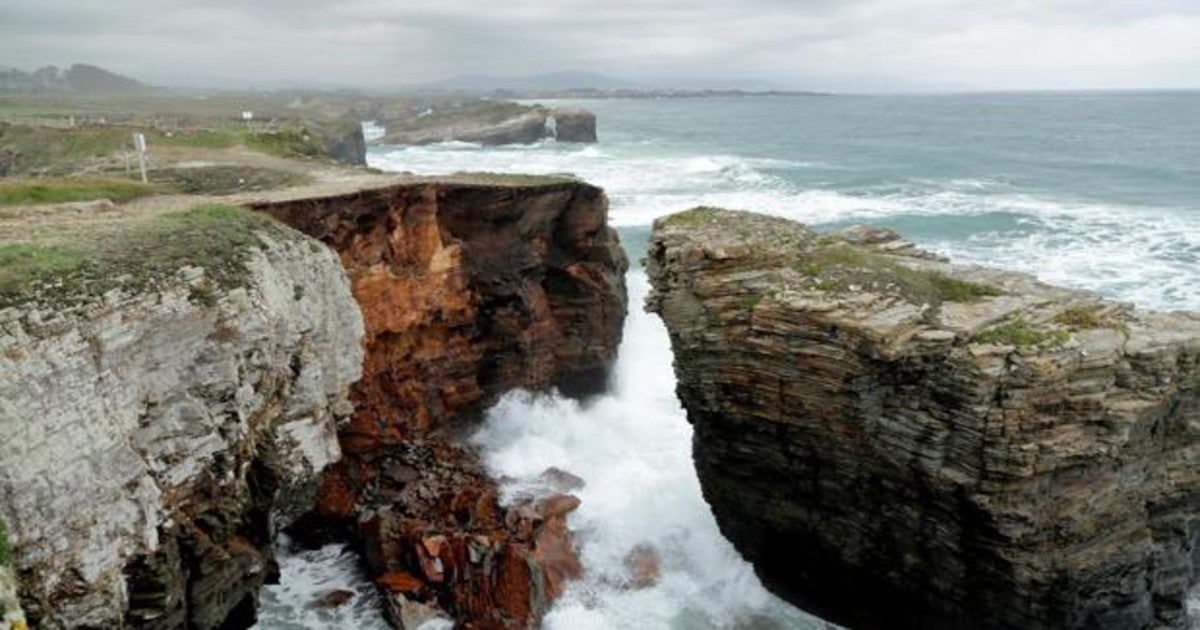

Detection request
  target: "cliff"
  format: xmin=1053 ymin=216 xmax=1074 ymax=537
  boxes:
xmin=0 ymin=206 xmax=364 ymax=627
xmin=252 ymin=175 xmax=627 ymax=627
xmin=379 ymin=104 xmax=597 ymax=145
xmin=646 ymin=208 xmax=1200 ymax=629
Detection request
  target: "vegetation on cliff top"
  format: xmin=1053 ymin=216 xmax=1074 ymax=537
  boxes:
xmin=1 ymin=122 xmax=335 ymax=176
xmin=0 ymin=177 xmax=155 ymax=206
xmin=0 ymin=204 xmax=290 ymax=308
xmin=793 ymin=244 xmax=1001 ymax=305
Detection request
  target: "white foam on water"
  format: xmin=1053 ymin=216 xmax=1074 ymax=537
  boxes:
xmin=370 ymin=140 xmax=1200 ymax=310
xmin=471 ymin=272 xmax=825 ymax=630
xmin=255 ymin=536 xmax=390 ymax=629
xmin=260 ymin=128 xmax=1199 ymax=628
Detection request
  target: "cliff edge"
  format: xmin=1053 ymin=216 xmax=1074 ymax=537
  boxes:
xmin=0 ymin=205 xmax=364 ymax=628
xmin=253 ymin=175 xmax=627 ymax=627
xmin=646 ymin=208 xmax=1200 ymax=629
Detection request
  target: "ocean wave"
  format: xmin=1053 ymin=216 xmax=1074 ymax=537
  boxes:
xmin=368 ymin=140 xmax=1200 ymax=310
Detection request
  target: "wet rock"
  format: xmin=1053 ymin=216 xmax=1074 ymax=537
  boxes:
xmin=254 ymin=177 xmax=626 ymax=629
xmin=538 ymin=467 xmax=586 ymax=493
xmin=311 ymin=588 xmax=356 ymax=608
xmin=647 ymin=208 xmax=1200 ymax=629
xmin=622 ymin=544 xmax=662 ymax=589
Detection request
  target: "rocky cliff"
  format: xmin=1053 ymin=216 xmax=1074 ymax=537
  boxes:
xmin=646 ymin=208 xmax=1200 ymax=629
xmin=0 ymin=211 xmax=364 ymax=628
xmin=379 ymin=106 xmax=597 ymax=146
xmin=252 ymin=175 xmax=627 ymax=627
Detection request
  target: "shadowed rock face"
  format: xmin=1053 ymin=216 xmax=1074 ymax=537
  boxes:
xmin=646 ymin=208 xmax=1200 ymax=630
xmin=253 ymin=177 xmax=627 ymax=627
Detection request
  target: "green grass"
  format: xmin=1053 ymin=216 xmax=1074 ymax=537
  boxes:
xmin=245 ymin=129 xmax=325 ymax=159
xmin=793 ymin=243 xmax=1001 ymax=305
xmin=0 ymin=204 xmax=288 ymax=308
xmin=0 ymin=121 xmax=335 ymax=175
xmin=658 ymin=206 xmax=724 ymax=228
xmin=0 ymin=518 xmax=9 ymax=566
xmin=150 ymin=165 xmax=312 ymax=195
xmin=439 ymin=172 xmax=577 ymax=187
xmin=0 ymin=176 xmax=156 ymax=206
xmin=971 ymin=317 xmax=1069 ymax=347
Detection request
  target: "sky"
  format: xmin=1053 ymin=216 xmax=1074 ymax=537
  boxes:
xmin=1 ymin=0 xmax=1198 ymax=92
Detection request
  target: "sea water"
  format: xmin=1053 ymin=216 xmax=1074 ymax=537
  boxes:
xmin=259 ymin=92 xmax=1200 ymax=629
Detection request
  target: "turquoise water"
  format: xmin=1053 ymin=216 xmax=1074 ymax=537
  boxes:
xmin=260 ymin=96 xmax=1200 ymax=630
xmin=372 ymin=92 xmax=1200 ymax=310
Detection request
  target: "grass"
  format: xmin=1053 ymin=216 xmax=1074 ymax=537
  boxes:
xmin=244 ymin=129 xmax=325 ymax=159
xmin=440 ymin=172 xmax=577 ymax=187
xmin=793 ymin=243 xmax=1002 ymax=306
xmin=658 ymin=206 xmax=724 ymax=228
xmin=0 ymin=121 xmax=335 ymax=176
xmin=971 ymin=317 xmax=1069 ymax=347
xmin=0 ymin=204 xmax=288 ymax=308
xmin=0 ymin=517 xmax=10 ymax=566
xmin=0 ymin=176 xmax=156 ymax=206
xmin=150 ymin=165 xmax=312 ymax=195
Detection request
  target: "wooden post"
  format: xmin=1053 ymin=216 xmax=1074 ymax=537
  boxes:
xmin=132 ymin=132 xmax=148 ymax=183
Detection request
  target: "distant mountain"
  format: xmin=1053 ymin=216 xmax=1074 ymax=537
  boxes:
xmin=0 ymin=63 xmax=148 ymax=92
xmin=409 ymin=71 xmax=642 ymax=93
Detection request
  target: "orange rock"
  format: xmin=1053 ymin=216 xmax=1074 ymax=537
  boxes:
xmin=252 ymin=181 xmax=627 ymax=629
xmin=535 ymin=494 xmax=581 ymax=519
xmin=377 ymin=571 xmax=424 ymax=594
xmin=623 ymin=544 xmax=662 ymax=589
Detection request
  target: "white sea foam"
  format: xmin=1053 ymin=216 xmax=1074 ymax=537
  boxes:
xmin=255 ymin=536 xmax=390 ymax=630
xmin=370 ymin=141 xmax=1200 ymax=310
xmin=258 ymin=124 xmax=1199 ymax=629
xmin=471 ymin=273 xmax=825 ymax=630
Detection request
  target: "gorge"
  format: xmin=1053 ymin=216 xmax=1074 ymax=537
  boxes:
xmin=2 ymin=143 xmax=1198 ymax=629
xmin=0 ymin=175 xmax=627 ymax=628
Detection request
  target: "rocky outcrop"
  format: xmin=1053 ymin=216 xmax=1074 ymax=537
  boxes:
xmin=646 ymin=208 xmax=1200 ymax=629
xmin=379 ymin=106 xmax=597 ymax=146
xmin=547 ymin=109 xmax=597 ymax=143
xmin=253 ymin=175 xmax=627 ymax=626
xmin=0 ymin=226 xmax=364 ymax=627
xmin=307 ymin=118 xmax=368 ymax=166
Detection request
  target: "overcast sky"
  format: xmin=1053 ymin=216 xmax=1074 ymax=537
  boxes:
xmin=2 ymin=0 xmax=1198 ymax=91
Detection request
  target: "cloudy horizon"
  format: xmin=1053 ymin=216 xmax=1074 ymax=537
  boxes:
xmin=2 ymin=0 xmax=1198 ymax=92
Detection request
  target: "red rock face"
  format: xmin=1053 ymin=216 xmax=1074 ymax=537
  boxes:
xmin=253 ymin=179 xmax=627 ymax=627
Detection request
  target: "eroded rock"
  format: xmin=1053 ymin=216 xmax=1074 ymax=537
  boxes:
xmin=646 ymin=207 xmax=1200 ymax=629
xmin=0 ymin=229 xmax=364 ymax=628
xmin=253 ymin=176 xmax=627 ymax=628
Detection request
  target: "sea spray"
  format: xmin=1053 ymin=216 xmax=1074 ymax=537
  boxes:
xmin=471 ymin=272 xmax=823 ymax=630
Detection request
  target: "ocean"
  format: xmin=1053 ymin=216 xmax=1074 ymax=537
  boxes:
xmin=259 ymin=92 xmax=1200 ymax=629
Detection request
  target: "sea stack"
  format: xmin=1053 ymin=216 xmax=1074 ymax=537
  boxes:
xmin=646 ymin=207 xmax=1200 ymax=629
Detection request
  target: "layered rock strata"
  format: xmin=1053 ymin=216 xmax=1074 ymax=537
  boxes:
xmin=253 ymin=176 xmax=627 ymax=627
xmin=646 ymin=208 xmax=1200 ymax=629
xmin=0 ymin=228 xmax=364 ymax=628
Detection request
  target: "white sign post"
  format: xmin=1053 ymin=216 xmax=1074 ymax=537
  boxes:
xmin=132 ymin=132 xmax=148 ymax=183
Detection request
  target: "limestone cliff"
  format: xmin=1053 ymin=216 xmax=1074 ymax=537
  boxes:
xmin=0 ymin=214 xmax=364 ymax=628
xmin=646 ymin=208 xmax=1200 ymax=629
xmin=252 ymin=175 xmax=627 ymax=627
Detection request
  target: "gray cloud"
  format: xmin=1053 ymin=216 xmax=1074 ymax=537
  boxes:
xmin=1 ymin=0 xmax=1197 ymax=91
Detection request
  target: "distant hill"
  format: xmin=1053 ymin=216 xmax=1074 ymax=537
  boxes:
xmin=409 ymin=71 xmax=642 ymax=93
xmin=0 ymin=63 xmax=148 ymax=92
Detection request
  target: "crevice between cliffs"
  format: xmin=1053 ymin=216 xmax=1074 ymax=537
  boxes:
xmin=250 ymin=176 xmax=629 ymax=628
